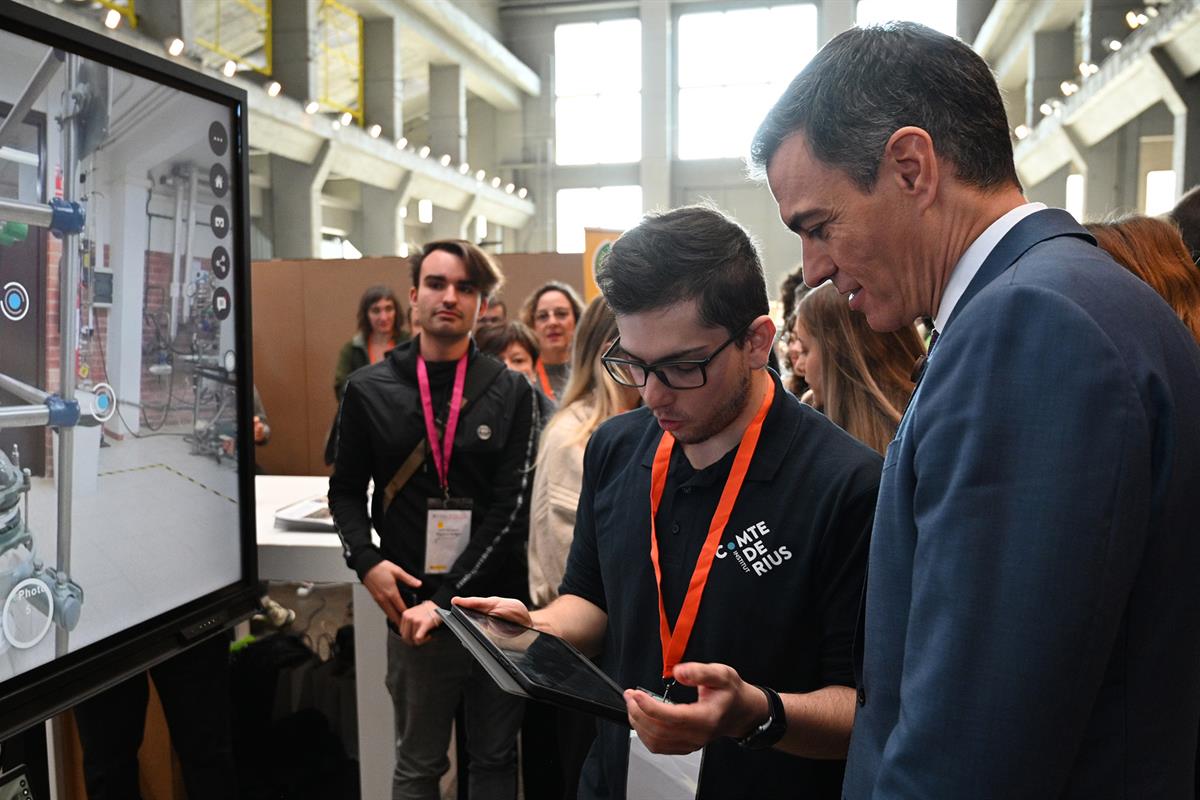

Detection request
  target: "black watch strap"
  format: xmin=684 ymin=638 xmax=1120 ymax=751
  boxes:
xmin=737 ymin=685 xmax=787 ymax=750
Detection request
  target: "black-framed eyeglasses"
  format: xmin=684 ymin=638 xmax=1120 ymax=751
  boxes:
xmin=601 ymin=324 xmax=751 ymax=390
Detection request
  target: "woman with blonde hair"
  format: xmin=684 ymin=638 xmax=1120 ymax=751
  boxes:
xmin=792 ymin=281 xmax=924 ymax=454
xmin=1086 ymin=214 xmax=1200 ymax=344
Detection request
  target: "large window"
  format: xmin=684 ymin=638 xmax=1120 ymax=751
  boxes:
xmin=856 ymin=0 xmax=956 ymax=35
xmin=677 ymin=5 xmax=817 ymax=161
xmin=556 ymin=186 xmax=643 ymax=253
xmin=555 ymin=20 xmax=642 ymax=165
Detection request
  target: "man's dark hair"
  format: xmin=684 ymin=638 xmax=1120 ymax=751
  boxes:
xmin=595 ymin=205 xmax=768 ymax=336
xmin=475 ymin=320 xmax=540 ymax=363
xmin=409 ymin=239 xmax=504 ymax=298
xmin=1169 ymin=185 xmax=1200 ymax=266
xmin=749 ymin=22 xmax=1021 ymax=193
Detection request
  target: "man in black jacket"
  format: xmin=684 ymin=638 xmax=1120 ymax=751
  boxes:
xmin=329 ymin=239 xmax=539 ymax=800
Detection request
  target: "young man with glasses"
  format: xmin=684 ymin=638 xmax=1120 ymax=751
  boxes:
xmin=459 ymin=206 xmax=881 ymax=799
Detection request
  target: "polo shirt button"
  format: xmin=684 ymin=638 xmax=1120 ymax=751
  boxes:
xmin=681 ymin=486 xmax=693 ymax=494
xmin=856 ymin=688 xmax=866 ymax=706
xmin=671 ymin=522 xmax=680 ymax=535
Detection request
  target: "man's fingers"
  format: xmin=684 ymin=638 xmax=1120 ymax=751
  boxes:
xmin=390 ymin=564 xmax=422 ymax=588
xmin=672 ymin=661 xmax=736 ymax=689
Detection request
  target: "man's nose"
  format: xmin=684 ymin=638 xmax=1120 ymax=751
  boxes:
xmin=802 ymin=245 xmax=833 ymax=288
xmin=443 ymin=284 xmax=458 ymax=304
xmin=640 ymin=371 xmax=674 ymax=408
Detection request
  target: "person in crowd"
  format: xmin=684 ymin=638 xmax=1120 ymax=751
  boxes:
xmin=1086 ymin=215 xmax=1200 ymax=343
xmin=477 ymin=298 xmax=508 ymax=330
xmin=777 ymin=268 xmax=809 ymax=396
xmin=1169 ymin=184 xmax=1200 ymax=265
xmin=329 ymin=240 xmax=540 ymax=800
xmin=521 ymin=281 xmax=584 ymax=402
xmin=748 ymin=21 xmax=1200 ymax=797
xmin=460 ymin=205 xmax=882 ymax=799
xmin=523 ymin=298 xmax=639 ymax=800
xmin=790 ymin=282 xmax=923 ymax=454
xmin=334 ymin=285 xmax=408 ymax=401
xmin=475 ymin=320 xmax=541 ymax=385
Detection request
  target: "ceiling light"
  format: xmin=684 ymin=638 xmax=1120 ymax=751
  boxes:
xmin=1147 ymin=6 xmax=1159 ymax=17
xmin=475 ymin=169 xmax=486 ymax=181
xmin=305 ymin=100 xmax=320 ymax=114
xmin=439 ymin=154 xmax=452 ymax=166
xmin=458 ymin=162 xmax=470 ymax=174
xmin=396 ymin=137 xmax=408 ymax=149
xmin=368 ymin=123 xmax=382 ymax=138
xmin=1039 ymin=102 xmax=1054 ymax=117
xmin=166 ymin=37 xmax=185 ymax=57
xmin=267 ymin=80 xmax=282 ymax=97
xmin=1014 ymin=125 xmax=1030 ymax=140
xmin=340 ymin=112 xmax=353 ymax=127
xmin=222 ymin=60 xmax=238 ymax=78
xmin=418 ymin=145 xmax=431 ymax=158
xmin=505 ymin=183 xmax=515 ymax=194
xmin=331 ymin=119 xmax=341 ymax=130
xmin=1107 ymin=37 xmax=1123 ymax=51
xmin=491 ymin=177 xmax=502 ymax=188
xmin=517 ymin=187 xmax=528 ymax=199
xmin=104 ymin=9 xmax=121 ymax=29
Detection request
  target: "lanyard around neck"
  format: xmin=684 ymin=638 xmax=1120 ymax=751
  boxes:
xmin=416 ymin=353 xmax=468 ymax=494
xmin=648 ymin=377 xmax=775 ymax=679
xmin=536 ymin=358 xmax=556 ymax=401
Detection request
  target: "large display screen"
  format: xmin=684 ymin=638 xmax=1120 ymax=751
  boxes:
xmin=0 ymin=1 xmax=257 ymax=736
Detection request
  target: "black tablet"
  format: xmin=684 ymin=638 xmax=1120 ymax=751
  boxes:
xmin=438 ymin=605 xmax=629 ymax=725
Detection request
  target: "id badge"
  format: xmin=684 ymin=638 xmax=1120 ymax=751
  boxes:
xmin=626 ymin=730 xmax=702 ymax=799
xmin=424 ymin=497 xmax=472 ymax=574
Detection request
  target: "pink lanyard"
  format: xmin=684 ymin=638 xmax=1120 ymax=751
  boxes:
xmin=416 ymin=354 xmax=468 ymax=494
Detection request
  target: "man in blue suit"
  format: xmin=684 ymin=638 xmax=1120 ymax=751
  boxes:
xmin=746 ymin=22 xmax=1200 ymax=798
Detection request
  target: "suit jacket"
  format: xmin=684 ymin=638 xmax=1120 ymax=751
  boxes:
xmin=844 ymin=209 xmax=1200 ymax=799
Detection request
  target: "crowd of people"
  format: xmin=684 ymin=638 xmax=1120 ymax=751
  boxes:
xmin=82 ymin=19 xmax=1200 ymax=800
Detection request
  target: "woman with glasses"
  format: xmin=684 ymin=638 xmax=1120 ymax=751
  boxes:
xmin=520 ymin=281 xmax=584 ymax=402
xmin=524 ymin=296 xmax=639 ymax=800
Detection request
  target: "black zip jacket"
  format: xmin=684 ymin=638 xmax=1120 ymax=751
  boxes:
xmin=328 ymin=338 xmax=539 ymax=607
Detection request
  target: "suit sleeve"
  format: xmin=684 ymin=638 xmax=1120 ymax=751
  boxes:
xmin=871 ymin=285 xmax=1152 ymax=797
xmin=328 ymin=377 xmax=384 ymax=581
xmin=431 ymin=380 xmax=538 ymax=607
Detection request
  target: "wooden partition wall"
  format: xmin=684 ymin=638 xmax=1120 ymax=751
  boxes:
xmin=251 ymin=252 xmax=583 ymax=476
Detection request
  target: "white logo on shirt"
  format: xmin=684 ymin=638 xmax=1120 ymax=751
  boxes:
xmin=714 ymin=520 xmax=793 ymax=576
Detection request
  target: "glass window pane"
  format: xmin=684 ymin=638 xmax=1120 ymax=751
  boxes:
xmin=721 ymin=8 xmax=772 ymax=85
xmin=595 ymin=92 xmax=641 ymax=163
xmin=856 ymin=0 xmax=957 ymax=35
xmin=599 ymin=19 xmax=642 ymax=92
xmin=1145 ymin=170 xmax=1176 ymax=216
xmin=555 ymin=95 xmax=602 ymax=165
xmin=556 ymin=185 xmax=642 ymax=253
xmin=1065 ymin=174 xmax=1084 ymax=222
xmin=679 ymin=84 xmax=782 ymax=161
xmin=678 ymin=12 xmax=727 ymax=89
xmin=556 ymin=23 xmax=601 ymax=96
xmin=762 ymin=5 xmax=819 ymax=81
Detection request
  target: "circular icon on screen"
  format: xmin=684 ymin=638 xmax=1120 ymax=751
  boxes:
xmin=211 ymin=246 xmax=231 ymax=279
xmin=2 ymin=282 xmax=29 ymax=322
xmin=210 ymin=162 xmax=229 ymax=199
xmin=210 ymin=205 xmax=229 ymax=239
xmin=212 ymin=287 xmax=232 ymax=320
xmin=92 ymin=382 xmax=117 ymax=423
xmin=223 ymin=349 xmax=236 ymax=373
xmin=208 ymin=121 xmax=228 ymax=156
xmin=3 ymin=578 xmax=54 ymax=650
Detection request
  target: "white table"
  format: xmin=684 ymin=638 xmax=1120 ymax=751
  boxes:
xmin=255 ymin=475 xmax=393 ymax=800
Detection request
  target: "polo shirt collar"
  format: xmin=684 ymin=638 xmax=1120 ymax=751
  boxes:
xmin=638 ymin=369 xmax=794 ymax=483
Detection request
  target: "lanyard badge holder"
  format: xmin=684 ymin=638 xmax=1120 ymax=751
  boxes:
xmin=626 ymin=379 xmax=776 ymax=799
xmin=418 ymin=354 xmax=473 ymax=575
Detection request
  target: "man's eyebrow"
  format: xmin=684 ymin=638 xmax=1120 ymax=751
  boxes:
xmin=786 ymin=208 xmax=826 ymax=235
xmin=617 ymin=343 xmax=710 ymax=363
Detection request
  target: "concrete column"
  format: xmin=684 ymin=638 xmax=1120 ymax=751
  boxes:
xmin=1082 ymin=129 xmax=1122 ymax=218
xmin=363 ymin=19 xmax=403 ymax=139
xmin=360 ymin=184 xmax=405 ymax=256
xmin=1082 ymin=0 xmax=1128 ymax=66
xmin=269 ymin=142 xmax=333 ymax=258
xmin=1027 ymin=29 xmax=1075 ymax=130
xmin=429 ymin=64 xmax=466 ymax=164
xmin=430 ymin=207 xmax=467 ymax=241
xmin=820 ymin=0 xmax=856 ymax=47
xmin=271 ymin=0 xmax=320 ymax=103
xmin=1150 ymin=47 xmax=1200 ymax=197
xmin=135 ymin=0 xmax=192 ymax=43
xmin=1026 ymin=163 xmax=1070 ymax=208
xmin=640 ymin=0 xmax=671 ymax=213
xmin=106 ymin=176 xmax=149 ymax=436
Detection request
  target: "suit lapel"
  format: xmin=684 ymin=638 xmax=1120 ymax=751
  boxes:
xmin=943 ymin=208 xmax=1096 ymax=336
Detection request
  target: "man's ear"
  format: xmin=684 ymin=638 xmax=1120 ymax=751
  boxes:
xmin=746 ymin=315 xmax=777 ymax=369
xmin=882 ymin=126 xmax=939 ymax=211
xmin=409 ymin=284 xmax=418 ymax=306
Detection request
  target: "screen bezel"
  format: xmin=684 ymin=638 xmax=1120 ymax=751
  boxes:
xmin=0 ymin=0 xmax=259 ymax=739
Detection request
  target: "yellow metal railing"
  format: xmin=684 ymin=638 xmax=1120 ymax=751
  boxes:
xmin=317 ymin=0 xmax=364 ymax=125
xmin=96 ymin=0 xmax=137 ymax=28
xmin=194 ymin=0 xmax=273 ymax=75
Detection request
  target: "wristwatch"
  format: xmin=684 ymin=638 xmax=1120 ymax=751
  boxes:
xmin=736 ymin=685 xmax=787 ymax=750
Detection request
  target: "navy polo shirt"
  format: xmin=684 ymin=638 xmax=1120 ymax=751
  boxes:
xmin=560 ymin=370 xmax=882 ymax=800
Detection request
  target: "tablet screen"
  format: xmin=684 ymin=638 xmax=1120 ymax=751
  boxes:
xmin=454 ymin=606 xmax=626 ymax=718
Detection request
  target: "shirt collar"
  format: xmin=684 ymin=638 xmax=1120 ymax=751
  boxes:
xmin=934 ymin=202 xmax=1046 ymax=333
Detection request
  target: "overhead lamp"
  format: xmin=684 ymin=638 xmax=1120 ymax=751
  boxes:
xmin=475 ymin=169 xmax=486 ymax=181
xmin=505 ymin=183 xmax=515 ymax=194
xmin=222 ymin=60 xmax=238 ymax=78
xmin=1060 ymin=80 xmax=1079 ymax=96
xmin=331 ymin=119 xmax=341 ymax=130
xmin=305 ymin=100 xmax=320 ymax=114
xmin=517 ymin=187 xmax=528 ymax=199
xmin=104 ymin=9 xmax=121 ymax=29
xmin=418 ymin=145 xmax=431 ymax=158
xmin=166 ymin=37 xmax=185 ymax=57
xmin=1104 ymin=37 xmax=1123 ymax=51
xmin=340 ymin=112 xmax=353 ymax=127
xmin=396 ymin=136 xmax=409 ymax=149
xmin=267 ymin=80 xmax=282 ymax=97
xmin=1125 ymin=10 xmax=1148 ymax=28
xmin=1079 ymin=62 xmax=1099 ymax=77
xmin=1014 ymin=125 xmax=1030 ymax=140
xmin=1039 ymin=102 xmax=1054 ymax=117
xmin=368 ymin=123 xmax=382 ymax=138
xmin=1147 ymin=6 xmax=1159 ymax=17
xmin=458 ymin=162 xmax=471 ymax=175
xmin=439 ymin=153 xmax=452 ymax=166
xmin=491 ymin=177 xmax=502 ymax=188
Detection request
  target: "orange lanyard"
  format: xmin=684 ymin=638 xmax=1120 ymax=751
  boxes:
xmin=536 ymin=358 xmax=556 ymax=401
xmin=648 ymin=378 xmax=775 ymax=679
